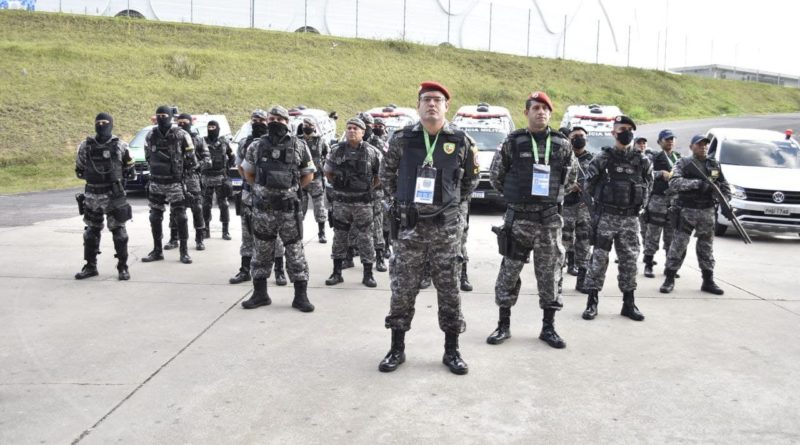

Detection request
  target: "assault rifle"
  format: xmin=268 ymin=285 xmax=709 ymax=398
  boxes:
xmin=685 ymin=161 xmax=752 ymax=244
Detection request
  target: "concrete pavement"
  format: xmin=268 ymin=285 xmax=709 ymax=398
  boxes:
xmin=1 ymin=198 xmax=799 ymax=444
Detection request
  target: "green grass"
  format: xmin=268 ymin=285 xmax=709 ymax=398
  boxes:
xmin=2 ymin=10 xmax=800 ymax=194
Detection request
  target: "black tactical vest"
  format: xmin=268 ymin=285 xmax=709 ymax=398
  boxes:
xmin=205 ymin=138 xmax=228 ymax=174
xmin=395 ymin=126 xmax=465 ymax=205
xmin=596 ymin=149 xmax=646 ymax=209
xmin=255 ymin=136 xmax=298 ymax=190
xmin=84 ymin=138 xmax=123 ymax=185
xmin=502 ymin=129 xmax=567 ymax=205
xmin=677 ymin=158 xmax=717 ymax=207
xmin=331 ymin=143 xmax=374 ymax=193
xmin=148 ymin=128 xmax=184 ymax=182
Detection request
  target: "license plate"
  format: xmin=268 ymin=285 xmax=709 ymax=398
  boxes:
xmin=764 ymin=207 xmax=790 ymax=216
xmin=231 ymin=179 xmax=243 ymax=186
xmin=471 ymin=191 xmax=485 ymax=199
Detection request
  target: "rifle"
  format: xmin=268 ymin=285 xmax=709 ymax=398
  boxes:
xmin=685 ymin=161 xmax=752 ymax=244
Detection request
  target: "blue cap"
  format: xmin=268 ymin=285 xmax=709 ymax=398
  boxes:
xmin=691 ymin=134 xmax=711 ymax=145
xmin=658 ymin=129 xmax=675 ymax=141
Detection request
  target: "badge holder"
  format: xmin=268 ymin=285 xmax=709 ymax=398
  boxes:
xmin=414 ymin=165 xmax=437 ymax=204
xmin=531 ymin=164 xmax=551 ymax=196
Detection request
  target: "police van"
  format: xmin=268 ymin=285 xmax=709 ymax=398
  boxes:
xmin=451 ymin=103 xmax=515 ymax=205
xmin=560 ymin=104 xmax=622 ymax=134
xmin=366 ymin=104 xmax=420 ymax=139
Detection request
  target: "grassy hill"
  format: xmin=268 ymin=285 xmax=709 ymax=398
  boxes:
xmin=2 ymin=10 xmax=800 ymax=193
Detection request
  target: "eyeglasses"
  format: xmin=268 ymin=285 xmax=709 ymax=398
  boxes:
xmin=419 ymin=95 xmax=446 ymax=104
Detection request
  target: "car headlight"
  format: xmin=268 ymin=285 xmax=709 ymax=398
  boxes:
xmin=730 ymin=184 xmax=746 ymax=200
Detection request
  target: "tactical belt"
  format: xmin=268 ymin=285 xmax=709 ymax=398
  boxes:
xmin=677 ymin=199 xmax=714 ymax=209
xmin=253 ymin=195 xmax=297 ymax=212
xmin=509 ymin=205 xmax=561 ymax=222
xmin=598 ymin=204 xmax=640 ymax=216
xmin=150 ymin=176 xmax=181 ymax=185
xmin=85 ymin=184 xmax=112 ymax=194
xmin=334 ymin=193 xmax=372 ymax=204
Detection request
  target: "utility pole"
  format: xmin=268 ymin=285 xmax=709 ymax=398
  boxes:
xmin=626 ymin=25 xmax=631 ymax=67
xmin=488 ymin=3 xmax=493 ymax=51
xmin=595 ymin=19 xmax=600 ymax=64
xmin=526 ymin=8 xmax=531 ymax=57
xmin=402 ymin=0 xmax=407 ymax=41
xmin=562 ymin=15 xmax=567 ymax=59
xmin=656 ymin=31 xmax=661 ymax=70
xmin=447 ymin=0 xmax=451 ymax=44
xmin=250 ymin=0 xmax=254 ymax=28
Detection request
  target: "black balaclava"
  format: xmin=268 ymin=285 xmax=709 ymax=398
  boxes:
xmin=571 ymin=136 xmax=587 ymax=149
xmin=267 ymin=121 xmax=289 ymax=142
xmin=95 ymin=112 xmax=114 ymax=143
xmin=373 ymin=126 xmax=385 ymax=137
xmin=177 ymin=113 xmax=193 ymax=134
xmin=616 ymin=129 xmax=635 ymax=146
xmin=207 ymin=120 xmax=220 ymax=141
xmin=156 ymin=105 xmax=173 ymax=133
xmin=252 ymin=121 xmax=268 ymax=138
xmin=302 ymin=125 xmax=315 ymax=136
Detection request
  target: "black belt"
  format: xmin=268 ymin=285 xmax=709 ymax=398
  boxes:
xmin=599 ymin=205 xmax=640 ymax=216
xmin=677 ymin=200 xmax=714 ymax=209
xmin=85 ymin=184 xmax=112 ymax=194
xmin=253 ymin=195 xmax=297 ymax=212
xmin=150 ymin=176 xmax=180 ymax=185
xmin=508 ymin=205 xmax=561 ymax=222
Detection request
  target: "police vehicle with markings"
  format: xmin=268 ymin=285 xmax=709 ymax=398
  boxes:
xmin=366 ymin=104 xmax=420 ymax=139
xmin=451 ymin=103 xmax=515 ymax=205
xmin=560 ymin=104 xmax=622 ymax=134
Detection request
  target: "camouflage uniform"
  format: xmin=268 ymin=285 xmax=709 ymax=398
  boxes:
xmin=643 ymin=149 xmax=681 ymax=259
xmin=201 ymin=135 xmax=235 ymax=235
xmin=562 ymin=150 xmax=594 ymax=270
xmin=367 ymin=133 xmax=387 ymax=252
xmin=186 ymin=132 xmax=209 ymax=239
xmin=381 ymin=122 xmax=479 ymax=334
xmin=490 ymin=128 xmax=577 ymax=311
xmin=244 ymin=134 xmax=315 ymax=282
xmin=74 ymin=135 xmax=134 ymax=277
xmin=300 ymin=134 xmax=330 ymax=225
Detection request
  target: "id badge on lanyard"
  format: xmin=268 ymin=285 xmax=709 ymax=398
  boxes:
xmin=531 ymin=164 xmax=551 ymax=196
xmin=414 ymin=165 xmax=437 ymax=204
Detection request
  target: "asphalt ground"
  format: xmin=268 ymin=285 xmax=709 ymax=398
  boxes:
xmin=1 ymin=114 xmax=799 ymax=444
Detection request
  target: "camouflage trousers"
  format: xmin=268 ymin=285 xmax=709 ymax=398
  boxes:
xmin=385 ymin=219 xmax=465 ymax=334
xmin=202 ymin=174 xmax=230 ymax=224
xmin=301 ymin=176 xmax=327 ymax=224
xmin=372 ymin=193 xmax=385 ymax=250
xmin=239 ymin=203 xmax=284 ymax=259
xmin=584 ymin=213 xmax=641 ymax=292
xmin=184 ymin=173 xmax=205 ymax=230
xmin=495 ymin=215 xmax=564 ymax=310
xmin=562 ymin=202 xmax=592 ymax=269
xmin=148 ymin=181 xmax=187 ymax=241
xmin=458 ymin=200 xmax=469 ymax=263
xmin=644 ymin=194 xmax=675 ymax=256
xmin=332 ymin=201 xmax=375 ymax=263
xmin=250 ymin=207 xmax=307 ymax=281
xmin=665 ymin=207 xmax=716 ymax=272
xmin=83 ymin=191 xmax=127 ymax=231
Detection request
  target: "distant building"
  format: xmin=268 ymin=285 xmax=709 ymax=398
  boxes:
xmin=672 ymin=64 xmax=800 ymax=88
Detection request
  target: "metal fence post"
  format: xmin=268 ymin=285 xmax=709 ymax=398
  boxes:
xmin=627 ymin=25 xmax=631 ymax=66
xmin=447 ymin=0 xmax=451 ymax=44
xmin=250 ymin=0 xmax=254 ymax=28
xmin=402 ymin=0 xmax=407 ymax=41
xmin=526 ymin=8 xmax=531 ymax=57
xmin=562 ymin=15 xmax=567 ymax=58
xmin=356 ymin=0 xmax=359 ymax=38
xmin=488 ymin=2 xmax=493 ymax=51
xmin=595 ymin=19 xmax=600 ymax=64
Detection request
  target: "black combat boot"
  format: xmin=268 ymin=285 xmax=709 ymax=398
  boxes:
xmin=179 ymin=239 xmax=192 ymax=264
xmin=383 ymin=234 xmax=392 ymax=258
xmin=291 ymin=280 xmax=315 ymax=312
xmin=112 ymin=228 xmax=130 ymax=281
xmin=566 ymin=252 xmax=579 ymax=276
xmin=621 ymin=290 xmax=645 ymax=321
xmin=164 ymin=227 xmax=179 ymax=251
xmin=76 ymin=229 xmax=100 ymax=279
xmin=460 ymin=262 xmax=473 ymax=291
xmin=142 ymin=230 xmax=164 ymax=263
xmin=539 ymin=309 xmax=566 ymax=349
xmin=318 ymin=222 xmax=327 ymax=244
xmin=419 ymin=268 xmax=431 ymax=289
xmin=582 ymin=290 xmax=599 ymax=320
xmin=700 ymin=269 xmax=724 ymax=295
xmin=195 ymin=230 xmax=205 ymax=251
xmin=325 ymin=259 xmax=344 ymax=285
xmin=375 ymin=250 xmax=387 ymax=272
xmin=442 ymin=333 xmax=468 ymax=375
xmin=576 ymin=267 xmax=588 ymax=293
xmin=241 ymin=278 xmax=271 ymax=309
xmin=378 ymin=329 xmax=406 ymax=372
xmin=558 ymin=275 xmax=563 ymax=294
xmin=486 ymin=307 xmax=511 ymax=345
xmin=342 ymin=248 xmax=355 ymax=269
xmin=362 ymin=263 xmax=377 ymax=288
xmin=230 ymin=256 xmax=251 ymax=284
xmin=222 ymin=223 xmax=231 ymax=240
xmin=660 ymin=269 xmax=677 ymax=293
xmin=643 ymin=255 xmax=655 ymax=278
xmin=273 ymin=257 xmax=287 ymax=286
xmin=203 ymin=218 xmax=211 ymax=239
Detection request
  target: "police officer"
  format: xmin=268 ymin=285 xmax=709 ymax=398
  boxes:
xmin=374 ymin=117 xmax=394 ymax=259
xmin=358 ymin=112 xmax=390 ymax=273
xmin=660 ymin=135 xmax=728 ymax=295
xmin=562 ymin=126 xmax=594 ymax=293
xmin=176 ymin=113 xmax=210 ymax=251
xmin=643 ymin=129 xmax=681 ymax=278
xmin=581 ymin=115 xmax=653 ymax=321
xmin=240 ymin=106 xmax=315 ymax=312
xmin=142 ymin=105 xmax=196 ymax=264
xmin=634 ymin=136 xmax=652 ymax=243
xmin=324 ymin=117 xmax=382 ymax=288
xmin=299 ymin=117 xmax=330 ymax=244
xmin=201 ymin=120 xmax=235 ymax=240
xmin=486 ymin=91 xmax=577 ymax=349
xmin=74 ymin=112 xmax=135 ymax=281
xmin=379 ymin=81 xmax=479 ymax=375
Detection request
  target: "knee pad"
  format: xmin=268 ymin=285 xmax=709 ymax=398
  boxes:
xmin=173 ymin=209 xmax=188 ymax=225
xmin=85 ymin=208 xmax=104 ymax=225
xmin=111 ymin=227 xmax=129 ymax=244
xmin=83 ymin=226 xmax=102 ymax=243
xmin=149 ymin=208 xmax=164 ymax=225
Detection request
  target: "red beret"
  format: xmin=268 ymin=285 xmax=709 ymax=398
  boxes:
xmin=527 ymin=91 xmax=553 ymax=111
xmin=418 ymin=81 xmax=451 ymax=100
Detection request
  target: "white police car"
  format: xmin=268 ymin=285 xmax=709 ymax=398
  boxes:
xmin=366 ymin=104 xmax=420 ymax=139
xmin=560 ymin=104 xmax=622 ymax=134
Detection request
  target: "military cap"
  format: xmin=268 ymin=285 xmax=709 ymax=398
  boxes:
xmin=268 ymin=106 xmax=290 ymax=121
xmin=346 ymin=118 xmax=366 ymax=130
xmin=613 ymin=115 xmax=637 ymax=130
xmin=690 ymin=134 xmax=711 ymax=145
xmin=527 ymin=91 xmax=553 ymax=112
xmin=418 ymin=81 xmax=451 ymax=100
xmin=251 ymin=109 xmax=267 ymax=119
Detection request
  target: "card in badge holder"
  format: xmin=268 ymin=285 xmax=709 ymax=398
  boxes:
xmin=414 ymin=165 xmax=437 ymax=204
xmin=531 ymin=164 xmax=551 ymax=196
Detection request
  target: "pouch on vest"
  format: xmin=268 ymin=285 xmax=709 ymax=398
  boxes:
xmin=414 ymin=165 xmax=437 ymax=204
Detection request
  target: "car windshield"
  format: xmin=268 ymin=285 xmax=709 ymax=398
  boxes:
xmin=463 ymin=130 xmax=507 ymax=151
xmin=586 ymin=134 xmax=616 ymax=154
xmin=129 ymin=127 xmax=151 ymax=148
xmin=720 ymin=139 xmax=800 ymax=168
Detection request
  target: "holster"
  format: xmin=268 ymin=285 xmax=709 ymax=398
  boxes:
xmin=76 ymin=193 xmax=86 ymax=216
xmin=293 ymin=200 xmax=304 ymax=242
xmin=222 ymin=179 xmax=233 ymax=198
xmin=491 ymin=225 xmax=511 ymax=257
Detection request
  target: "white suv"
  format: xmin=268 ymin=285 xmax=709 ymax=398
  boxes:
xmin=560 ymin=104 xmax=622 ymax=134
xmin=366 ymin=104 xmax=420 ymax=139
xmin=706 ymin=128 xmax=800 ymax=237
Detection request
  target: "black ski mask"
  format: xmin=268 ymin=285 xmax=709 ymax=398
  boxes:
xmin=155 ymin=105 xmax=173 ymax=133
xmin=267 ymin=121 xmax=288 ymax=141
xmin=251 ymin=122 xmax=268 ymax=138
xmin=177 ymin=113 xmax=193 ymax=135
xmin=207 ymin=120 xmax=220 ymax=141
xmin=95 ymin=112 xmax=113 ymax=143
xmin=616 ymin=129 xmax=635 ymax=146
xmin=302 ymin=125 xmax=315 ymax=136
xmin=571 ymin=136 xmax=586 ymax=149
xmin=373 ymin=127 xmax=385 ymax=137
